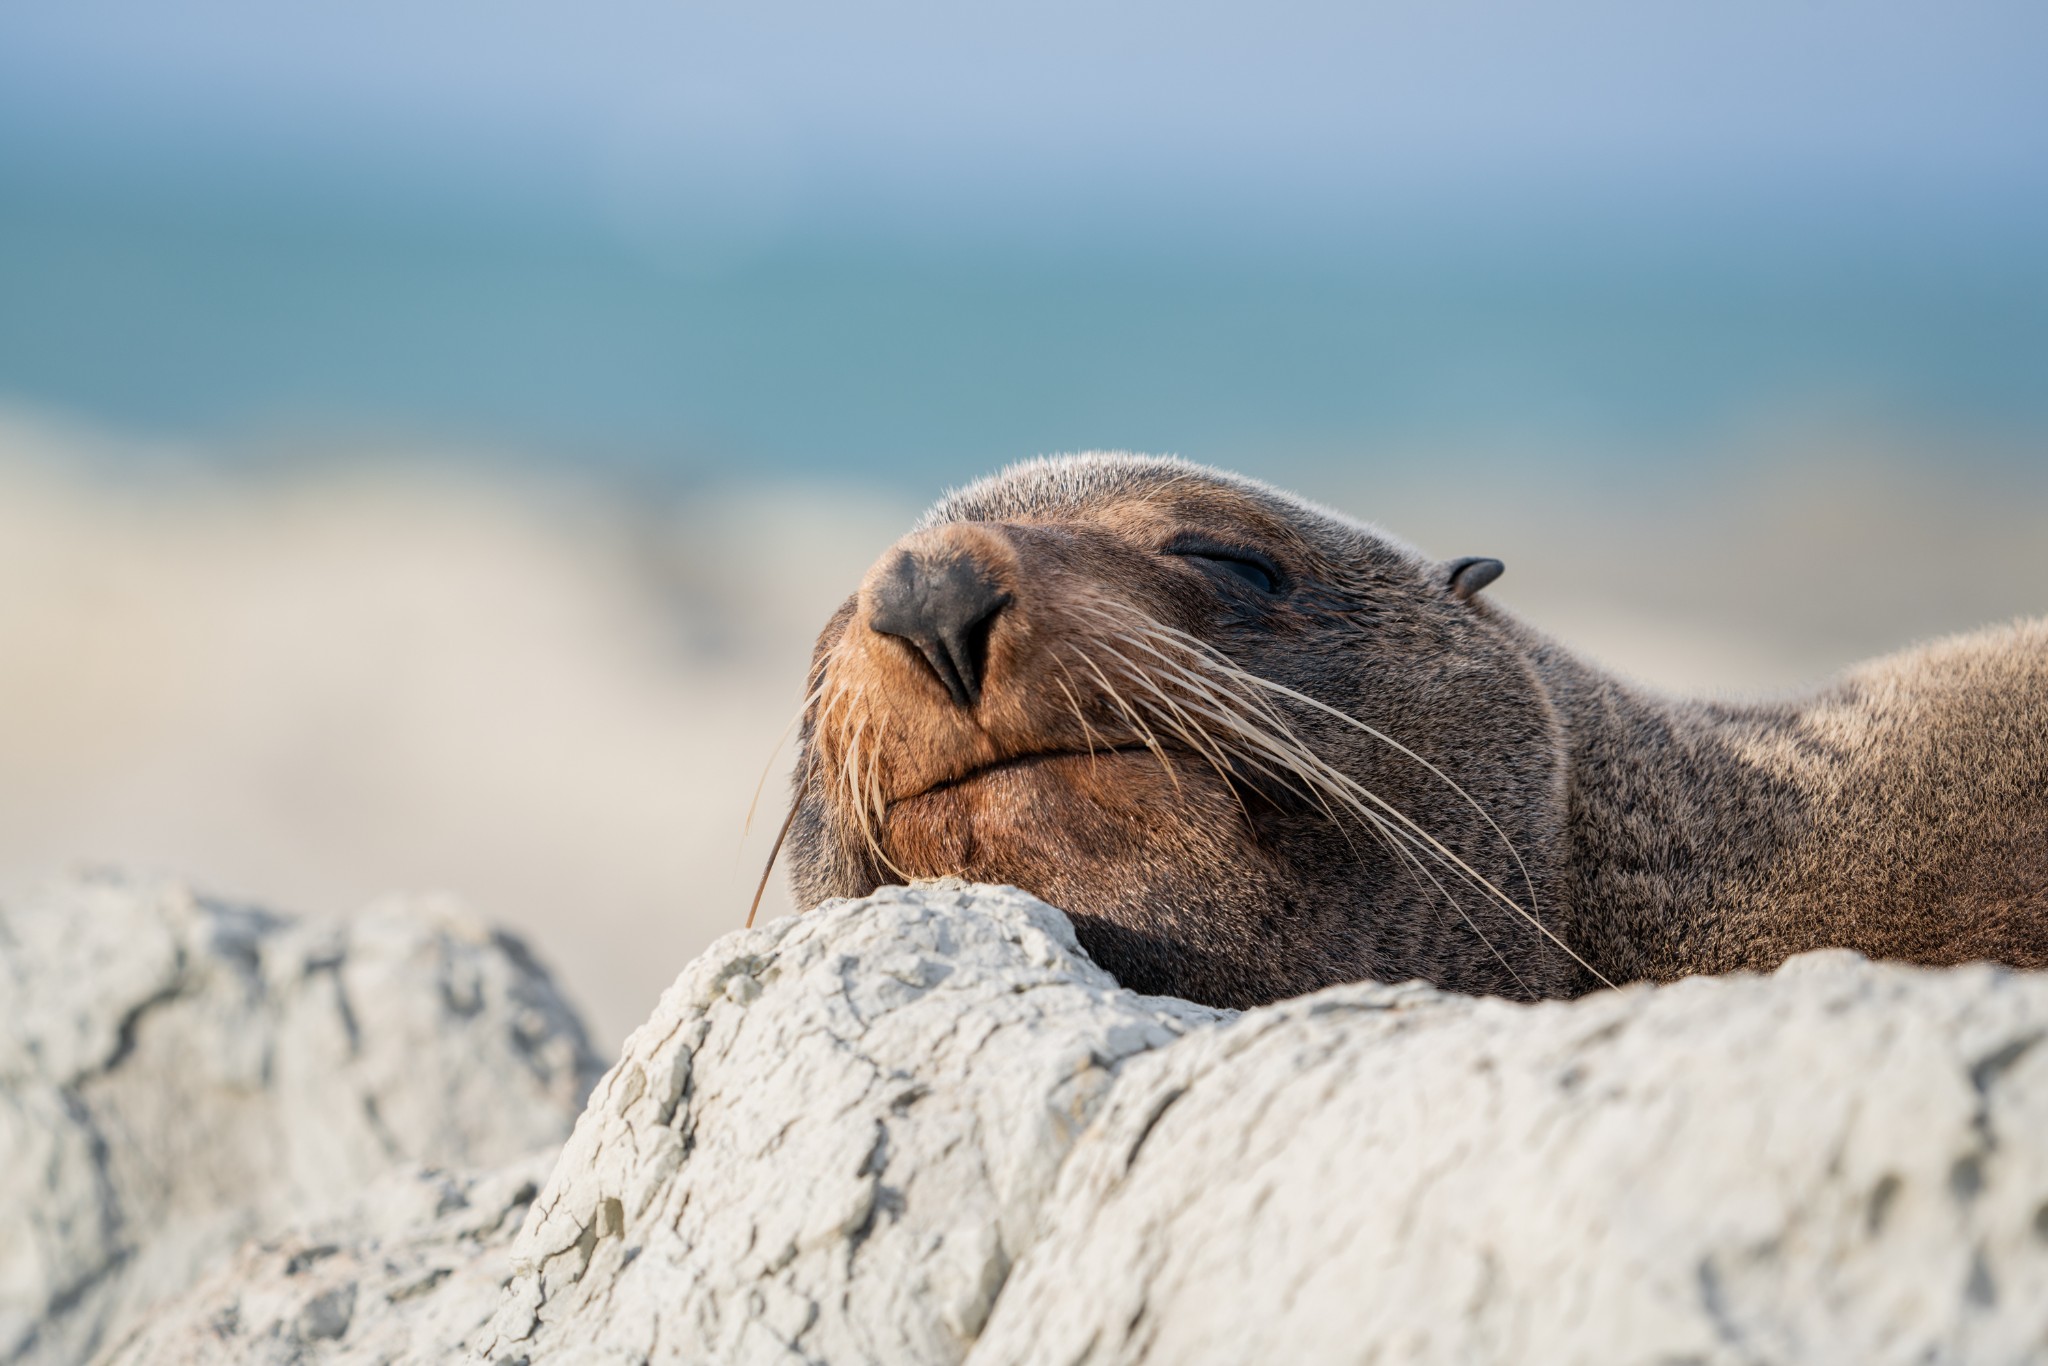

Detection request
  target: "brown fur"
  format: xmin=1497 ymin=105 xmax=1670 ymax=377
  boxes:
xmin=783 ymin=454 xmax=2048 ymax=1008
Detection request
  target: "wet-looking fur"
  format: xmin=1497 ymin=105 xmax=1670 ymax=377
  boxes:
xmin=780 ymin=453 xmax=2048 ymax=1008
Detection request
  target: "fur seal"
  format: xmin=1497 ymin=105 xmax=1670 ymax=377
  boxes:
xmin=775 ymin=453 xmax=2048 ymax=1008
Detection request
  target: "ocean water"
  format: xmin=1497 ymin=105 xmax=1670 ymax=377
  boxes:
xmin=3 ymin=166 xmax=2045 ymax=492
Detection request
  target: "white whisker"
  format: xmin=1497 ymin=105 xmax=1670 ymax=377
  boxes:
xmin=1070 ymin=600 xmax=1612 ymax=991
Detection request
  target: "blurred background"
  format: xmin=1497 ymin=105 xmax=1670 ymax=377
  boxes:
xmin=2 ymin=0 xmax=2044 ymax=1048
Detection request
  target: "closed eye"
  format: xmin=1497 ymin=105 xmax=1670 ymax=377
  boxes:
xmin=1164 ymin=543 xmax=1281 ymax=595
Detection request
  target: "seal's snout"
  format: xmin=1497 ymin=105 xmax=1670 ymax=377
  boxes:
xmin=864 ymin=535 xmax=1012 ymax=707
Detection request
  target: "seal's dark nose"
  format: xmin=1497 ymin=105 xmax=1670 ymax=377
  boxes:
xmin=867 ymin=549 xmax=1010 ymax=707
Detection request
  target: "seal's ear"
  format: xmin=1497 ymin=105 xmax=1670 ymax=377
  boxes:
xmin=1445 ymin=556 xmax=1504 ymax=603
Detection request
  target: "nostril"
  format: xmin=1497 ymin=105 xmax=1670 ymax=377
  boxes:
xmin=867 ymin=550 xmax=1010 ymax=707
xmin=944 ymin=590 xmax=1008 ymax=700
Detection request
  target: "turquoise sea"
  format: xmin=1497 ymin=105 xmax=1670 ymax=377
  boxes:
xmin=3 ymin=161 xmax=2045 ymax=491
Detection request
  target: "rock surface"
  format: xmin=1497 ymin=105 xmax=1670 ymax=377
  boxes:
xmin=0 ymin=871 xmax=602 ymax=1366
xmin=477 ymin=882 xmax=1223 ymax=1365
xmin=95 ymin=1153 xmax=554 ymax=1366
xmin=973 ymin=949 xmax=2048 ymax=1366
xmin=472 ymin=881 xmax=2044 ymax=1364
xmin=21 ymin=878 xmax=2048 ymax=1364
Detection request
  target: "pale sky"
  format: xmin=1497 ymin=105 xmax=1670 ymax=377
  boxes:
xmin=2 ymin=0 xmax=2043 ymax=242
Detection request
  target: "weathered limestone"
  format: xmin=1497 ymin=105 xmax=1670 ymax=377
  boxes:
xmin=95 ymin=1153 xmax=555 ymax=1366
xmin=477 ymin=882 xmax=1223 ymax=1365
xmin=0 ymin=872 xmax=601 ymax=1366
xmin=458 ymin=882 xmax=2047 ymax=1365
xmin=13 ymin=876 xmax=2048 ymax=1364
xmin=971 ymin=949 xmax=2048 ymax=1365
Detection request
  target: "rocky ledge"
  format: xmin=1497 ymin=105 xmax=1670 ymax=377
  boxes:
xmin=0 ymin=872 xmax=601 ymax=1366
xmin=7 ymin=876 xmax=2048 ymax=1364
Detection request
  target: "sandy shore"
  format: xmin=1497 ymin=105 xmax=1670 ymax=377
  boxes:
xmin=3 ymin=411 xmax=2041 ymax=1047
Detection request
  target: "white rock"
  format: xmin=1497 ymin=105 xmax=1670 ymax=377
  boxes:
xmin=475 ymin=882 xmax=1223 ymax=1366
xmin=94 ymin=1153 xmax=555 ymax=1366
xmin=0 ymin=871 xmax=601 ymax=1366
xmin=970 ymin=950 xmax=2048 ymax=1366
xmin=485 ymin=885 xmax=2048 ymax=1366
xmin=47 ymin=880 xmax=2048 ymax=1365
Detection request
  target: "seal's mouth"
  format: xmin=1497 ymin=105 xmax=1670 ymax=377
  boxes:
xmin=891 ymin=745 xmax=1156 ymax=807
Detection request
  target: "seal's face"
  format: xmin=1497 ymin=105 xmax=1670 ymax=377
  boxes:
xmin=786 ymin=454 xmax=1587 ymax=1007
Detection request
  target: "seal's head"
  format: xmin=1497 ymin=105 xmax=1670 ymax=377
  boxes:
xmin=784 ymin=454 xmax=1596 ymax=1007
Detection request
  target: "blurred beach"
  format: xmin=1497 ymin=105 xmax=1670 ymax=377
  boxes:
xmin=2 ymin=0 xmax=2044 ymax=1047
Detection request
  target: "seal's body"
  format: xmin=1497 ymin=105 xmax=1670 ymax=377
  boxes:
xmin=785 ymin=454 xmax=2048 ymax=1007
